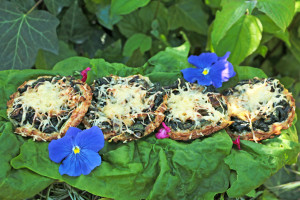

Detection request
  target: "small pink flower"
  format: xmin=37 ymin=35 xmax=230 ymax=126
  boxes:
xmin=81 ymin=67 xmax=91 ymax=82
xmin=155 ymin=122 xmax=171 ymax=139
xmin=233 ymin=135 xmax=241 ymax=150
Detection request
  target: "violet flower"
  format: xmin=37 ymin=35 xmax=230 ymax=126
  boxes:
xmin=156 ymin=122 xmax=171 ymax=139
xmin=48 ymin=126 xmax=104 ymax=176
xmin=81 ymin=67 xmax=91 ymax=82
xmin=233 ymin=135 xmax=241 ymax=150
xmin=181 ymin=52 xmax=236 ymax=88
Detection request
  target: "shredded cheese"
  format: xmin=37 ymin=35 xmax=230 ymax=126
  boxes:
xmin=166 ymin=84 xmax=226 ymax=129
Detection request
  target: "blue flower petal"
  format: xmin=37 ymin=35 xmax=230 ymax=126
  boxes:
xmin=64 ymin=127 xmax=82 ymax=139
xmin=209 ymin=61 xmax=226 ymax=88
xmin=59 ymin=153 xmax=80 ymax=176
xmin=75 ymin=126 xmax=105 ymax=153
xmin=48 ymin=136 xmax=73 ymax=163
xmin=58 ymin=149 xmax=102 ymax=176
xmin=221 ymin=62 xmax=236 ymax=82
xmin=181 ymin=68 xmax=201 ymax=83
xmin=188 ymin=53 xmax=218 ymax=69
xmin=77 ymin=149 xmax=102 ymax=175
xmin=219 ymin=51 xmax=231 ymax=61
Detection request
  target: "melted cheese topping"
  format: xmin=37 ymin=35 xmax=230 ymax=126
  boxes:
xmin=228 ymin=80 xmax=286 ymax=121
xmin=20 ymin=81 xmax=68 ymax=113
xmin=91 ymin=76 xmax=158 ymax=137
xmin=102 ymin=85 xmax=147 ymax=119
xmin=166 ymin=85 xmax=226 ymax=128
xmin=10 ymin=78 xmax=79 ymax=133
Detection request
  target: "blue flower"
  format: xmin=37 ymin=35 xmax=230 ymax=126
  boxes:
xmin=48 ymin=126 xmax=105 ymax=177
xmin=181 ymin=52 xmax=236 ymax=88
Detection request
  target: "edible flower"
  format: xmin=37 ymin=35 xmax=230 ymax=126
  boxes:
xmin=48 ymin=126 xmax=105 ymax=176
xmin=181 ymin=52 xmax=236 ymax=88
xmin=156 ymin=122 xmax=171 ymax=139
xmin=233 ymin=135 xmax=241 ymax=150
xmin=81 ymin=67 xmax=91 ymax=82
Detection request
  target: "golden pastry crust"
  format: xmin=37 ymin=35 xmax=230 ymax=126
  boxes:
xmin=224 ymin=78 xmax=296 ymax=141
xmin=83 ymin=75 xmax=167 ymax=142
xmin=164 ymin=80 xmax=232 ymax=141
xmin=7 ymin=76 xmax=92 ymax=141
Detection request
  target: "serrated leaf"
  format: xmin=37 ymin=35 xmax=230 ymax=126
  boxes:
xmin=123 ymin=34 xmax=152 ymax=57
xmin=212 ymin=0 xmax=257 ymax=47
xmin=168 ymin=0 xmax=208 ymax=35
xmin=59 ymin=0 xmax=93 ymax=44
xmin=111 ymin=0 xmax=150 ymax=15
xmin=214 ymin=15 xmax=263 ymax=65
xmin=44 ymin=0 xmax=72 ymax=16
xmin=35 ymin=41 xmax=77 ymax=70
xmin=257 ymin=0 xmax=295 ymax=31
xmin=0 ymin=1 xmax=59 ymax=70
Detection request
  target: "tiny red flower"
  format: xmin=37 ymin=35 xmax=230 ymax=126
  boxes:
xmin=233 ymin=135 xmax=241 ymax=150
xmin=155 ymin=122 xmax=171 ymax=139
xmin=81 ymin=67 xmax=91 ymax=82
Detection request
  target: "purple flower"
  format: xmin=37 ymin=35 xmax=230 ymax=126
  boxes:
xmin=233 ymin=135 xmax=241 ymax=150
xmin=181 ymin=52 xmax=236 ymax=88
xmin=48 ymin=126 xmax=105 ymax=176
xmin=81 ymin=67 xmax=91 ymax=82
xmin=156 ymin=122 xmax=171 ymax=139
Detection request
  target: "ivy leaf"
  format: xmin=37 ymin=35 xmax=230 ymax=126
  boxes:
xmin=257 ymin=0 xmax=295 ymax=31
xmin=214 ymin=15 xmax=263 ymax=65
xmin=11 ymin=0 xmax=35 ymax=12
xmin=111 ymin=0 xmax=150 ymax=16
xmin=59 ymin=0 xmax=93 ymax=44
xmin=123 ymin=33 xmax=152 ymax=57
xmin=0 ymin=1 xmax=59 ymax=70
xmin=35 ymin=41 xmax=77 ymax=70
xmin=44 ymin=0 xmax=72 ymax=16
xmin=168 ymin=0 xmax=208 ymax=35
xmin=212 ymin=0 xmax=257 ymax=47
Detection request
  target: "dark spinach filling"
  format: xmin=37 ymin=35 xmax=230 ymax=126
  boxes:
xmin=228 ymin=78 xmax=291 ymax=134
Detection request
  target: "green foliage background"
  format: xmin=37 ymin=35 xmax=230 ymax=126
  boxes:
xmin=0 ymin=0 xmax=300 ymax=199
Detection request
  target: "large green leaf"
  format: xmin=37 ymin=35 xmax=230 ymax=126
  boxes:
xmin=214 ymin=15 xmax=263 ymax=65
xmin=35 ymin=41 xmax=77 ymax=70
xmin=0 ymin=1 xmax=59 ymax=70
xmin=225 ymin=121 xmax=299 ymax=197
xmin=11 ymin=131 xmax=232 ymax=200
xmin=59 ymin=0 xmax=93 ymax=44
xmin=44 ymin=0 xmax=72 ymax=16
xmin=168 ymin=0 xmax=208 ymax=35
xmin=256 ymin=0 xmax=295 ymax=31
xmin=111 ymin=0 xmax=150 ymax=16
xmin=123 ymin=33 xmax=152 ymax=57
xmin=0 ymin=122 xmax=54 ymax=200
xmin=212 ymin=0 xmax=257 ymax=48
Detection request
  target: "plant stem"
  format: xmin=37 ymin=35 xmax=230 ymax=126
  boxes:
xmin=27 ymin=0 xmax=43 ymax=15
